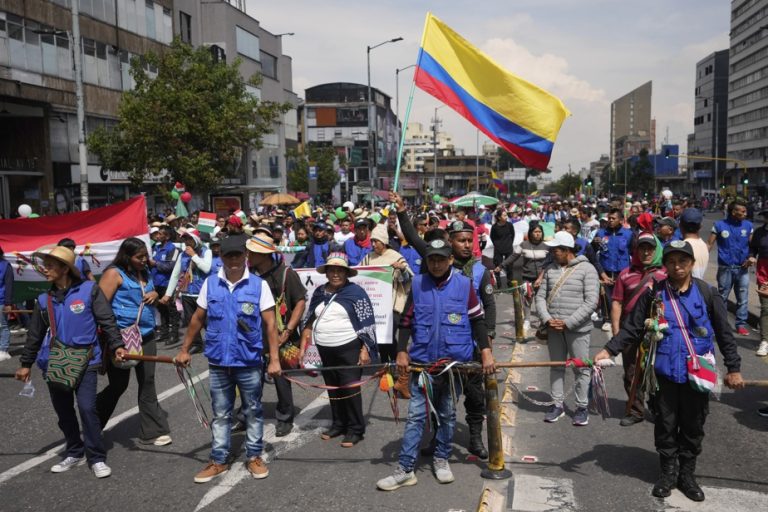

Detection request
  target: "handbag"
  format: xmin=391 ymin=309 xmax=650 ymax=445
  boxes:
xmin=114 ymin=281 xmax=147 ymax=369
xmin=666 ymin=282 xmax=718 ymax=393
xmin=44 ymin=294 xmax=93 ymax=391
xmin=535 ymin=265 xmax=578 ymax=340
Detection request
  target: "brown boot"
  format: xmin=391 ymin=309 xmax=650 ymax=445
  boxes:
xmin=393 ymin=372 xmax=411 ymax=399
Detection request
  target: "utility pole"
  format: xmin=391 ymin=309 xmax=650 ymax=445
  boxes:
xmin=71 ymin=0 xmax=89 ymax=210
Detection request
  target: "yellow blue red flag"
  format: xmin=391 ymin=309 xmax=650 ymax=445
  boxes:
xmin=491 ymin=170 xmax=508 ymax=193
xmin=415 ymin=13 xmax=570 ymax=170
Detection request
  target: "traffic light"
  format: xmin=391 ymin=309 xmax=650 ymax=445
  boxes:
xmin=587 ymin=175 xmax=593 ymax=187
xmin=742 ymin=175 xmax=749 ymax=185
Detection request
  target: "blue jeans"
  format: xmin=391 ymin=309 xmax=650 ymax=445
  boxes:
xmin=209 ymin=365 xmax=264 ymax=464
xmin=0 ymin=312 xmax=10 ymax=351
xmin=398 ymin=372 xmax=460 ymax=471
xmin=717 ymin=266 xmax=749 ymax=328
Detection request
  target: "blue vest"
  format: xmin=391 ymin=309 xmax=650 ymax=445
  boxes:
xmin=596 ymin=227 xmax=633 ymax=273
xmin=36 ymin=281 xmax=101 ymax=368
xmin=111 ymin=268 xmax=155 ymax=336
xmin=459 ymin=260 xmax=486 ymax=297
xmin=714 ymin=218 xmax=752 ymax=266
xmin=575 ymin=237 xmax=588 ymax=257
xmin=75 ymin=256 xmax=89 ymax=277
xmin=180 ymin=246 xmax=210 ymax=295
xmin=654 ymin=282 xmax=716 ymax=384
xmin=410 ymin=270 xmax=475 ymax=363
xmin=400 ymin=245 xmax=422 ymax=275
xmin=344 ymin=238 xmax=372 ymax=266
xmin=151 ymin=241 xmax=176 ymax=287
xmin=0 ymin=260 xmax=9 ymax=303
xmin=210 ymin=255 xmax=223 ymax=275
xmin=204 ymin=272 xmax=265 ymax=367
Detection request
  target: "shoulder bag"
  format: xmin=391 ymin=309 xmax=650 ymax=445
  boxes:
xmin=113 ymin=279 xmax=146 ymax=370
xmin=45 ymin=294 xmax=93 ymax=391
xmin=535 ymin=265 xmax=578 ymax=340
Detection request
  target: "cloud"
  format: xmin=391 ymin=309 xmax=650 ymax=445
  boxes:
xmin=480 ymin=38 xmax=606 ymax=104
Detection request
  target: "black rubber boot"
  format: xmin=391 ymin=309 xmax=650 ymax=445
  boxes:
xmin=166 ymin=309 xmax=181 ymax=346
xmin=467 ymin=422 xmax=488 ymax=460
xmin=651 ymin=456 xmax=677 ymax=498
xmin=677 ymin=457 xmax=705 ymax=502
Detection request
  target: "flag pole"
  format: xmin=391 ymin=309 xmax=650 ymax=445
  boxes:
xmin=392 ymin=75 xmax=417 ymax=193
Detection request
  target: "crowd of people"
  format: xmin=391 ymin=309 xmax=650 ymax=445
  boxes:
xmin=1 ymin=189 xmax=766 ymax=503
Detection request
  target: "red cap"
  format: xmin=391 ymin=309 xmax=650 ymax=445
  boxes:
xmin=228 ymin=214 xmax=243 ymax=227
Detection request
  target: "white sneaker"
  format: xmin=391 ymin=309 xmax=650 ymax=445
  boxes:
xmin=153 ymin=435 xmax=173 ymax=446
xmin=0 ymin=351 xmax=11 ymax=362
xmin=591 ymin=312 xmax=600 ymax=322
xmin=601 ymin=322 xmax=612 ymax=332
xmin=757 ymin=341 xmax=768 ymax=357
xmin=376 ymin=466 xmax=418 ymax=491
xmin=51 ymin=456 xmax=85 ymax=473
xmin=433 ymin=457 xmax=455 ymax=484
xmin=91 ymin=462 xmax=112 ymax=478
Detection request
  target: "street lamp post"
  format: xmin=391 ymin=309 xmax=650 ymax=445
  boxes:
xmin=432 ymin=104 xmax=446 ymax=196
xmin=367 ymin=37 xmax=403 ymax=210
xmin=395 ymin=64 xmax=416 ymax=129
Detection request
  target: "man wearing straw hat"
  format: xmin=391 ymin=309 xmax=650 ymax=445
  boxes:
xmin=175 ymin=236 xmax=281 ymax=484
xmin=246 ymin=233 xmax=307 ymax=437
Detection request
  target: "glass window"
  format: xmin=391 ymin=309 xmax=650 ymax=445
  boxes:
xmin=235 ymin=26 xmax=259 ymax=61
xmin=145 ymin=1 xmax=156 ymax=40
xmin=179 ymin=11 xmax=192 ymax=44
xmin=260 ymin=51 xmax=277 ymax=79
xmin=7 ymin=15 xmax=22 ymax=41
xmin=269 ymin=155 xmax=280 ymax=178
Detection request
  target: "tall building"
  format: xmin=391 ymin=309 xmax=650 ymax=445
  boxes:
xmin=691 ymin=50 xmax=728 ymax=195
xmin=0 ymin=0 xmax=297 ymax=217
xmin=300 ymin=82 xmax=398 ymax=204
xmin=728 ymin=0 xmax=768 ymax=197
xmin=610 ymin=81 xmax=654 ymax=168
xmin=588 ymin=154 xmax=610 ymax=193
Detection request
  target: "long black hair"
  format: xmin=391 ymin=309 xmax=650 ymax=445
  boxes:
xmin=110 ymin=237 xmax=150 ymax=281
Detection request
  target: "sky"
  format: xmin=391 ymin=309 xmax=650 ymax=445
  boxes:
xmin=244 ymin=0 xmax=730 ymax=178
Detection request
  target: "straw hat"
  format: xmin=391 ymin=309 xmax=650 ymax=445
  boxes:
xmin=33 ymin=246 xmax=81 ymax=279
xmin=165 ymin=213 xmax=177 ymax=223
xmin=246 ymin=234 xmax=277 ymax=254
xmin=317 ymin=252 xmax=357 ymax=277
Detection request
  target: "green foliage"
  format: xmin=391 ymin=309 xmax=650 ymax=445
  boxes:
xmin=286 ymin=145 xmax=341 ymax=196
xmin=554 ymin=172 xmax=583 ymax=197
xmin=88 ymin=38 xmax=291 ymax=191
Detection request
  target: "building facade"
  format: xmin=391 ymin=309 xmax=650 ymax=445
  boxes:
xmin=421 ymin=151 xmax=493 ymax=197
xmin=0 ymin=0 xmax=297 ymax=217
xmin=691 ymin=50 xmax=729 ymax=195
xmin=610 ymin=81 xmax=655 ymax=169
xmin=728 ymin=0 xmax=768 ymax=198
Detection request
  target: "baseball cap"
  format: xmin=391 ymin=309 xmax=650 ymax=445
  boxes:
xmin=227 ymin=214 xmax=243 ymax=227
xmin=680 ymin=208 xmax=703 ymax=225
xmin=447 ymin=220 xmax=474 ymax=234
xmin=424 ymin=239 xmax=452 ymax=258
xmin=662 ymin=240 xmax=694 ymax=262
xmin=656 ymin=216 xmax=678 ymax=229
xmin=544 ymin=231 xmax=575 ymax=249
xmin=354 ymin=218 xmax=372 ymax=229
xmin=220 ymin=234 xmax=247 ymax=255
xmin=636 ymin=232 xmax=657 ymax=247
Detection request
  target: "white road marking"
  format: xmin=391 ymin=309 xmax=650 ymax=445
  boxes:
xmin=0 ymin=369 xmax=209 ymax=486
xmin=511 ymin=474 xmax=577 ymax=511
xmin=193 ymin=392 xmax=329 ymax=511
xmin=664 ymin=486 xmax=768 ymax=511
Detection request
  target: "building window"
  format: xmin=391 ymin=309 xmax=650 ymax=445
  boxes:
xmin=235 ymin=26 xmax=259 ymax=61
xmin=179 ymin=11 xmax=192 ymax=44
xmin=259 ymin=50 xmax=277 ymax=79
xmin=269 ymin=155 xmax=279 ymax=178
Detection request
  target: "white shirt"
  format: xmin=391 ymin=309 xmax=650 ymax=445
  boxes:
xmin=334 ymin=231 xmax=355 ymax=244
xmin=196 ymin=268 xmax=275 ymax=311
xmin=312 ymin=301 xmax=358 ymax=347
xmin=686 ymin=237 xmax=710 ymax=280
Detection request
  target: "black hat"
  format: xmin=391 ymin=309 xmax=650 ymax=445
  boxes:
xmin=313 ymin=222 xmax=332 ymax=232
xmin=220 ymin=234 xmax=247 ymax=255
xmin=424 ymin=239 xmax=452 ymax=258
xmin=447 ymin=220 xmax=474 ymax=235
xmin=354 ymin=218 xmax=372 ymax=229
xmin=662 ymin=240 xmax=694 ymax=261
xmin=656 ymin=216 xmax=678 ymax=229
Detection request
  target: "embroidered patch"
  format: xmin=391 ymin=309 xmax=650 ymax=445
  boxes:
xmin=485 ymin=284 xmax=494 ymax=295
xmin=448 ymin=313 xmax=462 ymax=324
xmin=720 ymin=230 xmax=729 ymax=239
xmin=694 ymin=326 xmax=708 ymax=337
xmin=241 ymin=302 xmax=255 ymax=315
xmin=741 ymin=229 xmax=747 ymax=237
xmin=69 ymin=300 xmax=85 ymax=314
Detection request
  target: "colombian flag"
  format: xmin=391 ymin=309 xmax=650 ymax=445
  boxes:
xmin=415 ymin=13 xmax=570 ymax=170
xmin=491 ymin=170 xmax=508 ymax=193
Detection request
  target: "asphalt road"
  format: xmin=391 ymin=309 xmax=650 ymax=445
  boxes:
xmin=0 ymin=245 xmax=765 ymax=512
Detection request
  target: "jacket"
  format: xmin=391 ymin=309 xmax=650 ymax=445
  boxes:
xmin=535 ymin=255 xmax=599 ymax=333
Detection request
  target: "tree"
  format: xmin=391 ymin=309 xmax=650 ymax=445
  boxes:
xmin=554 ymin=172 xmax=583 ymax=197
xmin=286 ymin=146 xmax=342 ymax=197
xmin=627 ymin=148 xmax=655 ymax=196
xmin=88 ymin=38 xmax=291 ymax=191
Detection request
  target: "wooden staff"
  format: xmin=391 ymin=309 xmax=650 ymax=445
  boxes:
xmin=122 ymin=353 xmax=176 ymax=364
xmin=744 ymin=380 xmax=768 ymax=387
xmin=7 ymin=309 xmax=34 ymax=314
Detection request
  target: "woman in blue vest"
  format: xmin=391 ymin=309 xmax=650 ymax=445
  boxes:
xmin=149 ymin=225 xmax=180 ymax=345
xmin=377 ymin=239 xmax=495 ymax=491
xmin=596 ymin=241 xmax=744 ymax=503
xmin=300 ymin=252 xmax=378 ymax=448
xmin=16 ymin=246 xmax=122 ymax=478
xmin=95 ymin=237 xmax=172 ymax=447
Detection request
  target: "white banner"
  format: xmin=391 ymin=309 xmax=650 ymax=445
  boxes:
xmin=296 ymin=266 xmax=394 ymax=345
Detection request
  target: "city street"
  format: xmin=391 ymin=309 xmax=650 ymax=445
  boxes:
xmin=1 ymin=270 xmax=766 ymax=511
